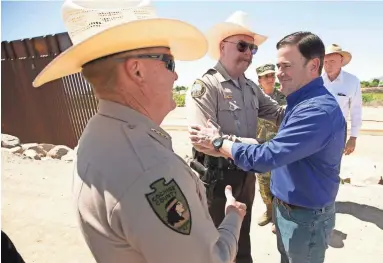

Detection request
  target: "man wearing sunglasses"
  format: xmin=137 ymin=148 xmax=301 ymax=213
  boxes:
xmin=255 ymin=63 xmax=286 ymax=231
xmin=33 ymin=1 xmax=249 ymax=263
xmin=186 ymin=11 xmax=285 ymax=263
xmin=189 ymin=31 xmax=346 ymax=263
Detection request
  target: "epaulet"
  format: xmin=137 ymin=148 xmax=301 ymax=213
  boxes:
xmin=245 ymin=77 xmax=256 ymax=87
xmin=203 ymin=68 xmax=217 ymax=77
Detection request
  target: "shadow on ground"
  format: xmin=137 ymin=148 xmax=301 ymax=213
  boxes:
xmin=330 ymin=201 xmax=383 ymax=248
xmin=336 ymin=201 xmax=383 ymax=230
xmin=329 ymin=229 xmax=347 ymax=248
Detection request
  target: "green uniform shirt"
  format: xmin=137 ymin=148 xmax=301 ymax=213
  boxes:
xmin=257 ymin=88 xmax=286 ymax=141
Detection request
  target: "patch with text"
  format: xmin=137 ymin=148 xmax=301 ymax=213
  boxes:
xmin=146 ymin=178 xmax=192 ymax=235
xmin=190 ymin=80 xmax=206 ymax=98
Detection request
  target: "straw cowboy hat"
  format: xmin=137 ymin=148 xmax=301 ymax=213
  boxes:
xmin=32 ymin=0 xmax=208 ymax=88
xmin=206 ymin=11 xmax=268 ymax=60
xmin=325 ymin=44 xmax=352 ymax=67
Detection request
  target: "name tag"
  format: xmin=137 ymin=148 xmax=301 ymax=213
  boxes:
xmin=223 ymin=88 xmax=233 ymax=99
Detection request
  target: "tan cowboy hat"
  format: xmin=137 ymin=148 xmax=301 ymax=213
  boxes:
xmin=32 ymin=0 xmax=208 ymax=88
xmin=206 ymin=11 xmax=268 ymax=60
xmin=325 ymin=44 xmax=352 ymax=67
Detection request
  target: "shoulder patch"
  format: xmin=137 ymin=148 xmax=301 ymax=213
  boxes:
xmin=190 ymin=80 xmax=206 ymax=98
xmin=145 ymin=178 xmax=192 ymax=235
xmin=190 ymin=79 xmax=206 ymax=98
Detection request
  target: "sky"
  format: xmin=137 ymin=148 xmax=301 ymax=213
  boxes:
xmin=2 ymin=0 xmax=383 ymax=87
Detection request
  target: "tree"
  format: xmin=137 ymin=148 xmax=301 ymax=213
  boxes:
xmin=360 ymin=81 xmax=370 ymax=88
xmin=371 ymin=79 xmax=380 ymax=87
xmin=275 ymin=82 xmax=280 ymax=89
xmin=173 ymin=85 xmax=187 ymax=92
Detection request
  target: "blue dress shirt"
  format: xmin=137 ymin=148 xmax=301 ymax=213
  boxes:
xmin=231 ymin=77 xmax=346 ymax=209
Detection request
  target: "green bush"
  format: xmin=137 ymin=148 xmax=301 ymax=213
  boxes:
xmin=362 ymin=93 xmax=383 ymax=103
xmin=362 ymin=93 xmax=374 ymax=103
xmin=173 ymin=93 xmax=186 ymax=107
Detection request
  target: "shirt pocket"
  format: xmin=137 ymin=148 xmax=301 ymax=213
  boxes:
xmin=335 ymin=94 xmax=350 ymax=108
xmin=251 ymin=97 xmax=260 ymax=111
xmin=219 ymin=100 xmax=242 ymax=113
xmin=218 ymin=101 xmax=242 ymax=133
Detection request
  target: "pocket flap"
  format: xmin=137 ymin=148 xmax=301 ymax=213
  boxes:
xmin=219 ymin=101 xmax=241 ymax=111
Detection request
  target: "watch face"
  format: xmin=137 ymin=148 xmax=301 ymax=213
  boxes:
xmin=213 ymin=139 xmax=221 ymax=147
xmin=213 ymin=137 xmax=223 ymax=149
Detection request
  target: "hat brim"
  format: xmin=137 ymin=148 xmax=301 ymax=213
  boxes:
xmin=257 ymin=69 xmax=276 ymax=77
xmin=33 ymin=18 xmax=208 ymax=88
xmin=206 ymin=22 xmax=268 ymax=60
xmin=325 ymin=50 xmax=352 ymax=67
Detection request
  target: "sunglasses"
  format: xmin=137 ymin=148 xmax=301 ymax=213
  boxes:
xmin=116 ymin=53 xmax=175 ymax=72
xmin=83 ymin=52 xmax=175 ymax=72
xmin=224 ymin=40 xmax=258 ymax=55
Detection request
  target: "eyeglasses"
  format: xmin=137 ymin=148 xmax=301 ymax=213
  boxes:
xmin=115 ymin=53 xmax=175 ymax=72
xmin=223 ymin=40 xmax=258 ymax=55
xmin=83 ymin=52 xmax=175 ymax=72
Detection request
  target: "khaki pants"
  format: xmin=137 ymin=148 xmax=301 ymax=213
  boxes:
xmin=258 ymin=171 xmax=273 ymax=205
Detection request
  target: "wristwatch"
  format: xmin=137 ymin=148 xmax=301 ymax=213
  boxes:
xmin=212 ymin=136 xmax=225 ymax=151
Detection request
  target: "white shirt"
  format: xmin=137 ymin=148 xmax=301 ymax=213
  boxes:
xmin=322 ymin=70 xmax=362 ymax=137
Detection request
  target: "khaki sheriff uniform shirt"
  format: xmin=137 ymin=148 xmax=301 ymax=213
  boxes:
xmin=186 ymin=62 xmax=285 ymax=139
xmin=72 ymin=99 xmax=242 ymax=263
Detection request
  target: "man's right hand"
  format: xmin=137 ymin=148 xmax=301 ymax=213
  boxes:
xmin=225 ymin=185 xmax=247 ymax=219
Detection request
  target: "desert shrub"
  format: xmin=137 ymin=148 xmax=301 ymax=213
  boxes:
xmin=362 ymin=93 xmax=383 ymax=104
xmin=173 ymin=93 xmax=185 ymax=107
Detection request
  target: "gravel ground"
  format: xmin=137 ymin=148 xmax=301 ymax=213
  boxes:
xmin=2 ymin=132 xmax=383 ymax=263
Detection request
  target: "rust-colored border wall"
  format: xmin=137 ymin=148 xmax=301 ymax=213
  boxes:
xmin=1 ymin=32 xmax=98 ymax=148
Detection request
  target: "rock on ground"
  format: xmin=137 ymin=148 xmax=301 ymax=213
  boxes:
xmin=1 ymin=134 xmax=75 ymax=162
xmin=1 ymin=134 xmax=21 ymax=148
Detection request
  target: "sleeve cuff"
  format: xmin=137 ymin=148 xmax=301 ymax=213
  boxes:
xmin=231 ymin=142 xmax=244 ymax=163
xmin=350 ymin=127 xmax=361 ymax=137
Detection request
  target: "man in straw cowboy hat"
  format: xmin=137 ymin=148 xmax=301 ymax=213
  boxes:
xmin=189 ymin=31 xmax=346 ymax=263
xmin=323 ymin=44 xmax=362 ymax=156
xmin=33 ymin=1 xmax=248 ymax=262
xmin=186 ymin=11 xmax=285 ymax=263
xmin=255 ymin=63 xmax=286 ymax=230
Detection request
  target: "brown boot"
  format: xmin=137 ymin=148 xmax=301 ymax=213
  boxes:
xmin=271 ymin=223 xmax=276 ymax=234
xmin=257 ymin=204 xmax=272 ymax=226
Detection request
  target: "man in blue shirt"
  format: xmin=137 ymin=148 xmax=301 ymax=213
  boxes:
xmin=189 ymin=31 xmax=346 ymax=263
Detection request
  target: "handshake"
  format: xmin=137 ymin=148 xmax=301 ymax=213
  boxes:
xmin=225 ymin=185 xmax=247 ymax=218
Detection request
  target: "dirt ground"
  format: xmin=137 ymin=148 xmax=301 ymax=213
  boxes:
xmin=2 ymin=132 xmax=383 ymax=263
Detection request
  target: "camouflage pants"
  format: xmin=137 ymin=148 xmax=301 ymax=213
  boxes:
xmin=257 ymin=171 xmax=273 ymax=205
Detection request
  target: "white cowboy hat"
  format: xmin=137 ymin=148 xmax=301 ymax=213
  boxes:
xmin=32 ymin=0 xmax=208 ymax=88
xmin=325 ymin=44 xmax=352 ymax=67
xmin=206 ymin=11 xmax=268 ymax=60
